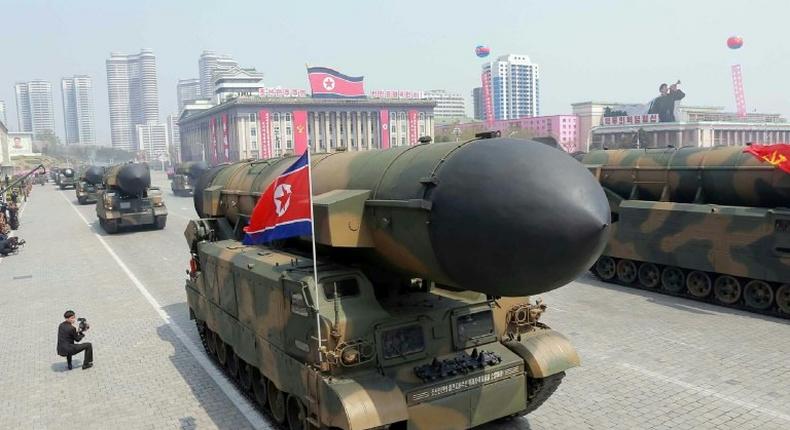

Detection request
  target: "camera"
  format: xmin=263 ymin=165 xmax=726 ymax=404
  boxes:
xmin=77 ymin=317 xmax=90 ymax=333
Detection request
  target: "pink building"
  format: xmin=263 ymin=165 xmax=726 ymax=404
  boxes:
xmin=436 ymin=115 xmax=580 ymax=152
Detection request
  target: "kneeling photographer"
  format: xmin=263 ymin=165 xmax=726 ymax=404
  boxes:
xmin=56 ymin=310 xmax=93 ymax=370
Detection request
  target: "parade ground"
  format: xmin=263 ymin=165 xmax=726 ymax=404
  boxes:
xmin=1 ymin=173 xmax=789 ymax=430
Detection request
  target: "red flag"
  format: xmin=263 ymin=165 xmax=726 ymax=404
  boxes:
xmin=307 ymin=66 xmax=365 ymax=98
xmin=743 ymin=144 xmax=790 ymax=174
xmin=293 ymin=110 xmax=308 ymax=154
xmin=242 ymin=151 xmax=312 ymax=244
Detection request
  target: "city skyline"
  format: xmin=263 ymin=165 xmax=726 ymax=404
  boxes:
xmin=2 ymin=0 xmax=788 ymax=145
xmin=61 ymin=75 xmax=96 ymax=145
xmin=106 ymin=49 xmax=160 ymax=150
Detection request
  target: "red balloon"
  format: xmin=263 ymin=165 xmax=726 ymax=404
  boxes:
xmin=727 ymin=36 xmax=743 ymax=49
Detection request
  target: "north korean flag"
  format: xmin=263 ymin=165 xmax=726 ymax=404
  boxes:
xmin=308 ymin=66 xmax=365 ymax=98
xmin=242 ymin=150 xmax=312 ymax=244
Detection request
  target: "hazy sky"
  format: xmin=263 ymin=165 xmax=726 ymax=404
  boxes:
xmin=2 ymin=0 xmax=788 ymax=144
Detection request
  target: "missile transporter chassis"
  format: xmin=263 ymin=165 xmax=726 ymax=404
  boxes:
xmin=76 ymin=181 xmax=104 ymax=205
xmin=183 ymin=137 xmax=612 ymax=429
xmin=96 ymin=163 xmax=168 ymax=234
xmin=582 ymin=147 xmax=790 ymax=318
xmin=171 ymin=174 xmax=194 ymax=197
xmin=185 ymin=227 xmax=578 ymax=430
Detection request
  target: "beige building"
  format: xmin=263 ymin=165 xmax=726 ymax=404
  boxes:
xmin=179 ymin=96 xmax=435 ymax=163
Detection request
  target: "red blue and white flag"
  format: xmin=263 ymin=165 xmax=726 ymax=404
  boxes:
xmin=307 ymin=66 xmax=365 ymax=98
xmin=242 ymin=150 xmax=312 ymax=244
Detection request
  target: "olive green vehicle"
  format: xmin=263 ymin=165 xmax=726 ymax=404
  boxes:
xmin=184 ymin=137 xmax=611 ymax=430
xmin=58 ymin=167 xmax=76 ymax=189
xmin=75 ymin=166 xmax=106 ymax=205
xmin=96 ymin=163 xmax=167 ymax=234
xmin=579 ymin=146 xmax=790 ymax=318
xmin=171 ymin=161 xmax=208 ymax=196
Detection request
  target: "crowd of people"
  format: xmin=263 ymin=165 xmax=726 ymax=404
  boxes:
xmin=1 ymin=175 xmax=30 ymax=257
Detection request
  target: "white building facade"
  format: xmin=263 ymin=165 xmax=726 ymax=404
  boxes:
xmin=482 ymin=54 xmax=540 ymax=120
xmin=198 ymin=50 xmax=238 ymax=99
xmin=177 ymin=78 xmax=201 ymax=111
xmin=106 ymin=49 xmax=160 ymax=151
xmin=14 ymin=80 xmax=56 ymax=136
xmin=61 ymin=75 xmax=96 ymax=145
xmin=424 ymin=90 xmax=466 ymax=120
xmin=166 ymin=113 xmax=181 ymax=162
xmin=136 ymin=121 xmax=168 ymax=160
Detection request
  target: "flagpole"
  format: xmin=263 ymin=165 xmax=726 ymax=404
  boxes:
xmin=305 ymin=148 xmax=323 ymax=364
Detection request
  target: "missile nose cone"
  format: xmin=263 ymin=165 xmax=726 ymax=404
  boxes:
xmin=429 ymin=139 xmax=610 ymax=296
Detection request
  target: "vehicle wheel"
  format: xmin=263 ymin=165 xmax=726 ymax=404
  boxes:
xmin=226 ymin=349 xmax=239 ymax=379
xmin=287 ymin=395 xmax=308 ymax=430
xmin=216 ymin=339 xmax=228 ymax=365
xmin=268 ymin=380 xmax=287 ymax=423
xmin=615 ymin=259 xmax=637 ymax=284
xmin=713 ymin=275 xmax=742 ymax=305
xmin=155 ymin=216 xmax=167 ymax=230
xmin=78 ymin=196 xmax=86 ymax=205
xmin=660 ymin=267 xmax=685 ymax=293
xmin=743 ymin=280 xmax=773 ymax=310
xmin=776 ymin=284 xmax=790 ymax=315
xmin=637 ymin=263 xmax=660 ymax=288
xmin=206 ymin=330 xmax=217 ymax=356
xmin=103 ymin=219 xmax=119 ymax=234
xmin=252 ymin=370 xmax=268 ymax=407
xmin=594 ymin=256 xmax=616 ymax=280
xmin=686 ymin=271 xmax=712 ymax=298
xmin=238 ymin=361 xmax=253 ymax=393
xmin=60 ymin=184 xmax=65 ymax=190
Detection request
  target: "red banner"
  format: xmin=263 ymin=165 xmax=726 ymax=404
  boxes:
xmin=379 ymin=110 xmax=389 ymax=149
xmin=209 ymin=118 xmax=217 ymax=164
xmin=744 ymin=144 xmax=790 ymax=174
xmin=481 ymin=69 xmax=494 ymax=126
xmin=222 ymin=114 xmax=229 ymax=161
xmin=259 ymin=109 xmax=272 ymax=159
xmin=293 ymin=110 xmax=308 ymax=154
xmin=408 ymin=110 xmax=418 ymax=145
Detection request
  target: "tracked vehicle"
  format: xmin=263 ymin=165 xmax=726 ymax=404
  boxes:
xmin=171 ymin=161 xmax=208 ymax=196
xmin=580 ymin=146 xmax=790 ymax=318
xmin=96 ymin=163 xmax=167 ymax=234
xmin=76 ymin=166 xmax=105 ymax=205
xmin=184 ymin=137 xmax=610 ymax=429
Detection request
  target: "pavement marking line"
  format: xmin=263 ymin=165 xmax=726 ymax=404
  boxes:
xmin=57 ymin=191 xmax=268 ymax=429
xmin=618 ymin=362 xmax=790 ymax=423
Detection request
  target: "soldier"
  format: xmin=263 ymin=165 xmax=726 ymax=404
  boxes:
xmin=0 ymin=211 xmax=19 ymax=256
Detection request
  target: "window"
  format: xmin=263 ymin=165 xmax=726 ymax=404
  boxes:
xmin=249 ymin=113 xmax=257 ymax=122
xmin=291 ymin=291 xmax=309 ymax=317
xmin=381 ymin=325 xmax=425 ymax=360
xmin=322 ymin=278 xmax=360 ymax=300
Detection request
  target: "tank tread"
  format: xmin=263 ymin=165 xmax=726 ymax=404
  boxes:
xmin=521 ymin=372 xmax=565 ymax=416
xmin=590 ymin=257 xmax=790 ymax=320
xmin=194 ymin=320 xmax=298 ymax=430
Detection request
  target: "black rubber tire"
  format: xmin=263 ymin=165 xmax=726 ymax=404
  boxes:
xmin=155 ymin=215 xmax=167 ymax=230
xmin=268 ymin=380 xmax=287 ymax=423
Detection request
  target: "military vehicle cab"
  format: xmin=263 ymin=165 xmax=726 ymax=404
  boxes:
xmin=58 ymin=167 xmax=76 ymax=189
xmin=184 ymin=138 xmax=611 ymax=430
xmin=171 ymin=161 xmax=208 ymax=197
xmin=96 ymin=163 xmax=167 ymax=234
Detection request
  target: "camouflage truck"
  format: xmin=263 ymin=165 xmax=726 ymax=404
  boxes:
xmin=58 ymin=167 xmax=77 ymax=189
xmin=75 ymin=166 xmax=106 ymax=205
xmin=171 ymin=161 xmax=208 ymax=197
xmin=579 ymin=146 xmax=790 ymax=318
xmin=184 ymin=136 xmax=611 ymax=430
xmin=96 ymin=163 xmax=167 ymax=234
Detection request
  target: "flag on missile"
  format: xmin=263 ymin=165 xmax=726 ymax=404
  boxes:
xmin=743 ymin=144 xmax=790 ymax=174
xmin=242 ymin=150 xmax=312 ymax=244
xmin=307 ymin=66 xmax=365 ymax=98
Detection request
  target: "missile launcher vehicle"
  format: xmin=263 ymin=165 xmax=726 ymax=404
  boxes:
xmin=579 ymin=146 xmax=790 ymax=318
xmin=184 ymin=136 xmax=611 ymax=429
xmin=171 ymin=161 xmax=208 ymax=197
xmin=76 ymin=166 xmax=106 ymax=205
xmin=57 ymin=167 xmax=77 ymax=189
xmin=96 ymin=163 xmax=167 ymax=234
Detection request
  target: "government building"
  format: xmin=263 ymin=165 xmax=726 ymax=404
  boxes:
xmin=178 ymin=95 xmax=435 ymax=163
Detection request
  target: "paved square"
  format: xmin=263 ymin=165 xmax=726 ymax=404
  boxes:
xmin=1 ymin=175 xmax=788 ymax=429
